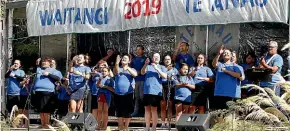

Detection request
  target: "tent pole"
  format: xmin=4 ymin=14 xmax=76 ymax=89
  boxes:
xmin=206 ymin=25 xmax=209 ymax=65
xmin=128 ymin=30 xmax=131 ymax=54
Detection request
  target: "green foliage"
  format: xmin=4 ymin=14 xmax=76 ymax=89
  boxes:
xmin=13 ymin=43 xmax=38 ymax=56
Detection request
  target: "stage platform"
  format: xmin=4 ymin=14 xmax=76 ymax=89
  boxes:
xmin=3 ymin=124 xmax=175 ymax=131
xmin=4 ymin=116 xmax=176 ymax=130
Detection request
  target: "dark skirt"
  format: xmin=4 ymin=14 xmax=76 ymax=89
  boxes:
xmin=33 ymin=91 xmax=54 ymax=113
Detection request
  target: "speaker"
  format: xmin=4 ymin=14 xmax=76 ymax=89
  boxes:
xmin=64 ymin=113 xmax=97 ymax=131
xmin=176 ymin=114 xmax=210 ymax=131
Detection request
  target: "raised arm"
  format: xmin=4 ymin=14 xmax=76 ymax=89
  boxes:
xmin=141 ymin=58 xmax=150 ymax=75
xmin=212 ymin=45 xmax=224 ymax=68
xmin=152 ymin=64 xmax=167 ymax=79
xmin=172 ymin=41 xmax=182 ymax=61
xmin=113 ymin=55 xmax=121 ymax=75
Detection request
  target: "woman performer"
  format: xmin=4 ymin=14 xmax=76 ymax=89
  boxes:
xmin=160 ymin=55 xmax=178 ymax=128
xmin=114 ymin=54 xmax=137 ymax=130
xmin=141 ymin=53 xmax=167 ymax=131
xmin=188 ymin=54 xmax=214 ymax=114
xmin=173 ymin=63 xmax=195 ymax=121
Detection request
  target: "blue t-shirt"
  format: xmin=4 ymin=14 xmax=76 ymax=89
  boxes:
xmin=241 ymin=64 xmax=253 ymax=85
xmin=90 ymin=72 xmax=102 ymax=96
xmin=7 ymin=69 xmax=25 ymax=95
xmin=97 ymin=76 xmax=115 ymax=105
xmin=131 ymin=56 xmax=147 ymax=81
xmin=173 ymin=75 xmax=195 ymax=103
xmin=115 ymin=67 xmax=136 ymax=95
xmin=161 ymin=66 xmax=178 ymax=83
xmin=57 ymin=86 xmax=70 ymax=100
xmin=214 ymin=62 xmax=243 ymax=98
xmin=143 ymin=64 xmax=166 ymax=96
xmin=190 ymin=66 xmax=214 ymax=86
xmin=260 ymin=54 xmax=283 ymax=87
xmin=175 ymin=53 xmax=195 ymax=70
xmin=69 ymin=65 xmax=91 ymax=90
xmin=34 ymin=68 xmax=60 ymax=92
xmin=97 ymin=76 xmax=115 ymax=97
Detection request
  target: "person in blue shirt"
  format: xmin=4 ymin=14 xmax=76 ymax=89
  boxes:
xmin=33 ymin=57 xmax=61 ymax=129
xmin=188 ymin=54 xmax=214 ymax=114
xmin=241 ymin=53 xmax=257 ymax=85
xmin=50 ymin=58 xmax=64 ymax=114
xmin=141 ymin=53 xmax=167 ymax=131
xmin=19 ymin=76 xmax=31 ymax=128
xmin=212 ymin=45 xmax=244 ymax=109
xmin=160 ymin=55 xmax=178 ymax=128
xmin=90 ymin=65 xmax=101 ymax=124
xmin=173 ymin=63 xmax=195 ymax=121
xmin=259 ymin=41 xmax=284 ymax=96
xmin=113 ymin=54 xmax=137 ymax=130
xmin=173 ymin=41 xmax=195 ymax=70
xmin=96 ymin=67 xmax=115 ymax=130
xmin=69 ymin=54 xmax=91 ymax=113
xmin=131 ymin=45 xmax=147 ymax=117
xmin=55 ymin=78 xmax=70 ymax=119
xmin=5 ymin=60 xmax=25 ymax=113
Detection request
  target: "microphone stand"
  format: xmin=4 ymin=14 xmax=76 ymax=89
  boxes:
xmin=166 ymin=74 xmax=174 ymax=131
xmin=23 ymin=73 xmax=37 ymax=131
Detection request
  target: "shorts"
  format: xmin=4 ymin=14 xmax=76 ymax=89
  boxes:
xmin=6 ymin=95 xmax=20 ymax=112
xmin=143 ymin=94 xmax=161 ymax=107
xmin=174 ymin=100 xmax=191 ymax=106
xmin=97 ymin=93 xmax=111 ymax=106
xmin=91 ymin=95 xmax=98 ymax=109
xmin=19 ymin=95 xmax=28 ymax=109
xmin=33 ymin=91 xmax=54 ymax=113
xmin=191 ymin=86 xmax=207 ymax=106
xmin=162 ymin=84 xmax=175 ymax=101
xmin=57 ymin=100 xmax=69 ymax=116
xmin=115 ymin=94 xmax=134 ymax=118
xmin=70 ymin=87 xmax=86 ymax=101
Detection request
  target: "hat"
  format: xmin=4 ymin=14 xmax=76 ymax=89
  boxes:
xmin=269 ymin=41 xmax=278 ymax=47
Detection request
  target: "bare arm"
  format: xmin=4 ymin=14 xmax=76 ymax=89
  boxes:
xmin=155 ymin=67 xmax=167 ymax=79
xmin=212 ymin=54 xmax=220 ymax=69
xmin=185 ymin=84 xmax=195 ymax=90
xmin=141 ymin=64 xmax=148 ymax=75
xmin=113 ymin=64 xmax=119 ymax=75
xmin=223 ymin=69 xmax=241 ymax=79
xmin=104 ymin=86 xmax=114 ymax=92
xmin=127 ymin=67 xmax=138 ymax=77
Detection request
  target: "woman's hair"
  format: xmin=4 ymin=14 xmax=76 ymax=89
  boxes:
xmin=122 ymin=53 xmax=132 ymax=61
xmin=244 ymin=52 xmax=257 ymax=64
xmin=179 ymin=63 xmax=189 ymax=72
xmin=41 ymin=57 xmax=51 ymax=63
xmin=102 ymin=66 xmax=110 ymax=72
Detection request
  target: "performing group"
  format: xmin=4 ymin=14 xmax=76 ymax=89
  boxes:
xmin=5 ymin=41 xmax=284 ymax=131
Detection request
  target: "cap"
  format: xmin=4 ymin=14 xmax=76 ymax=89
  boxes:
xmin=269 ymin=41 xmax=278 ymax=47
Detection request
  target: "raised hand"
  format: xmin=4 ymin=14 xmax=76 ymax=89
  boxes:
xmin=43 ymin=72 xmax=50 ymax=76
xmin=145 ymin=58 xmax=150 ymax=65
xmin=218 ymin=45 xmax=225 ymax=55
xmin=152 ymin=63 xmax=158 ymax=69
xmin=116 ymin=55 xmax=121 ymax=65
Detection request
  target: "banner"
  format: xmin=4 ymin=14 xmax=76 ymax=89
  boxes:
xmin=26 ymin=0 xmax=289 ymax=36
xmin=176 ymin=24 xmax=240 ymax=60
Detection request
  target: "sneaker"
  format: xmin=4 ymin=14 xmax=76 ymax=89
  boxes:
xmin=150 ymin=127 xmax=156 ymax=131
xmin=160 ymin=124 xmax=167 ymax=128
xmin=143 ymin=127 xmax=150 ymax=131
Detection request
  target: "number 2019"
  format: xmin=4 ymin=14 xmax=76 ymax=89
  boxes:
xmin=124 ymin=0 xmax=161 ymax=20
